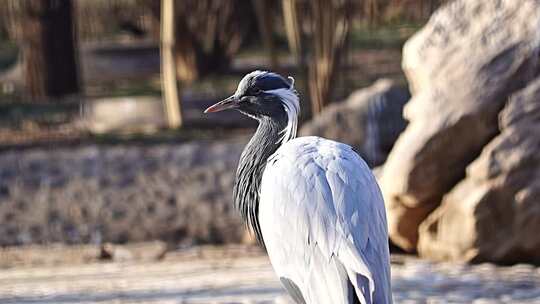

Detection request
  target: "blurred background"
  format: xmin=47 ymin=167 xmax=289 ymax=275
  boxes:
xmin=0 ymin=0 xmax=539 ymax=303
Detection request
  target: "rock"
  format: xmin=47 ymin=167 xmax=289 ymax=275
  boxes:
xmin=418 ymin=77 xmax=540 ymax=264
xmin=86 ymin=96 xmax=166 ymax=133
xmin=300 ymin=79 xmax=409 ymax=167
xmin=85 ymin=95 xmax=255 ymax=134
xmin=380 ymin=0 xmax=540 ymax=251
xmin=98 ymin=243 xmax=116 ymax=260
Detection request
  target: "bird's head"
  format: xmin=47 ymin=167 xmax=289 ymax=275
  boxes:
xmin=204 ymin=71 xmax=300 ymax=123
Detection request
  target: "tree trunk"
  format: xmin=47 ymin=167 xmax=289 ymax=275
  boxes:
xmin=174 ymin=0 xmax=255 ymax=83
xmin=20 ymin=0 xmax=80 ymax=101
xmin=173 ymin=13 xmax=204 ymax=84
xmin=282 ymin=0 xmax=311 ymax=118
xmin=308 ymin=0 xmax=351 ymax=115
xmin=160 ymin=0 xmax=182 ymax=128
xmin=252 ymin=0 xmax=278 ymax=69
xmin=147 ymin=0 xmax=255 ymax=83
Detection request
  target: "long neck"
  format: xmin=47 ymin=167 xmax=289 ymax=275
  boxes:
xmin=233 ymin=116 xmax=287 ymax=244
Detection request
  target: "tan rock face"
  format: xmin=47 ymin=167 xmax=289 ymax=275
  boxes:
xmin=381 ymin=0 xmax=540 ymax=251
xmin=402 ymin=0 xmax=540 ymax=95
xmin=418 ymin=78 xmax=540 ymax=263
xmin=300 ymin=79 xmax=409 ymax=167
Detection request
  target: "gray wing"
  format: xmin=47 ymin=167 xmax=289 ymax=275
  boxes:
xmin=259 ymin=136 xmax=392 ymax=304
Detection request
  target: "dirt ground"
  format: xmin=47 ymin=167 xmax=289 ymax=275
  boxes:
xmin=0 ymin=244 xmax=284 ymax=304
xmin=1 ymin=244 xmax=540 ymax=304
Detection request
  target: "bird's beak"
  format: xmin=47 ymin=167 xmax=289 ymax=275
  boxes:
xmin=204 ymin=95 xmax=239 ymax=113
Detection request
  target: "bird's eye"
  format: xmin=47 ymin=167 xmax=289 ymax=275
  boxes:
xmin=240 ymin=96 xmax=251 ymax=103
xmin=252 ymin=87 xmax=262 ymax=95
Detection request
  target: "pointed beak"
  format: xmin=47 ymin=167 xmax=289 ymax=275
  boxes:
xmin=204 ymin=95 xmax=239 ymax=113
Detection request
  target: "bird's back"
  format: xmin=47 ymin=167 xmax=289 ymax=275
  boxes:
xmin=259 ymin=136 xmax=392 ymax=304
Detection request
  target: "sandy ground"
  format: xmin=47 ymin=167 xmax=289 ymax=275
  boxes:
xmin=1 ymin=244 xmax=540 ymax=304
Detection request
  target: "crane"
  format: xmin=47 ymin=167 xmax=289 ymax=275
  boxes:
xmin=204 ymin=71 xmax=393 ymax=304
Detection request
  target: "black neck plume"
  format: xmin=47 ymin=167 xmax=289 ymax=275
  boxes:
xmin=233 ymin=114 xmax=288 ymax=244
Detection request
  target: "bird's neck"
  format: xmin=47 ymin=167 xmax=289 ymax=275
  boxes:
xmin=233 ymin=115 xmax=289 ymax=243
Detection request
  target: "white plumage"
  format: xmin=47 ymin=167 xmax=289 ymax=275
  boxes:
xmin=204 ymin=71 xmax=393 ymax=304
xmin=260 ymin=136 xmax=392 ymax=304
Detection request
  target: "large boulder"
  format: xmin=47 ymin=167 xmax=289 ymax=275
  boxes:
xmin=380 ymin=0 xmax=540 ymax=251
xmin=418 ymin=77 xmax=540 ymax=264
xmin=300 ymin=79 xmax=409 ymax=167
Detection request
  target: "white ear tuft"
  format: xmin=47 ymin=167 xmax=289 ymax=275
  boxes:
xmin=264 ymin=87 xmax=300 ymax=145
xmin=288 ymin=76 xmax=295 ymax=89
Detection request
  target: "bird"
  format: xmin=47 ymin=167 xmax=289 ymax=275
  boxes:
xmin=204 ymin=71 xmax=393 ymax=304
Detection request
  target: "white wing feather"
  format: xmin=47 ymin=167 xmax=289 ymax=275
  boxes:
xmin=259 ymin=136 xmax=392 ymax=304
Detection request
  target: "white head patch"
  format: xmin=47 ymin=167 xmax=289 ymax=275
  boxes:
xmin=265 ymin=80 xmax=299 ymax=144
xmin=235 ymin=71 xmax=300 ymax=144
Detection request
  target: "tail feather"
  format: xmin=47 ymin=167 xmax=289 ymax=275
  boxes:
xmin=348 ymin=278 xmax=362 ymax=304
